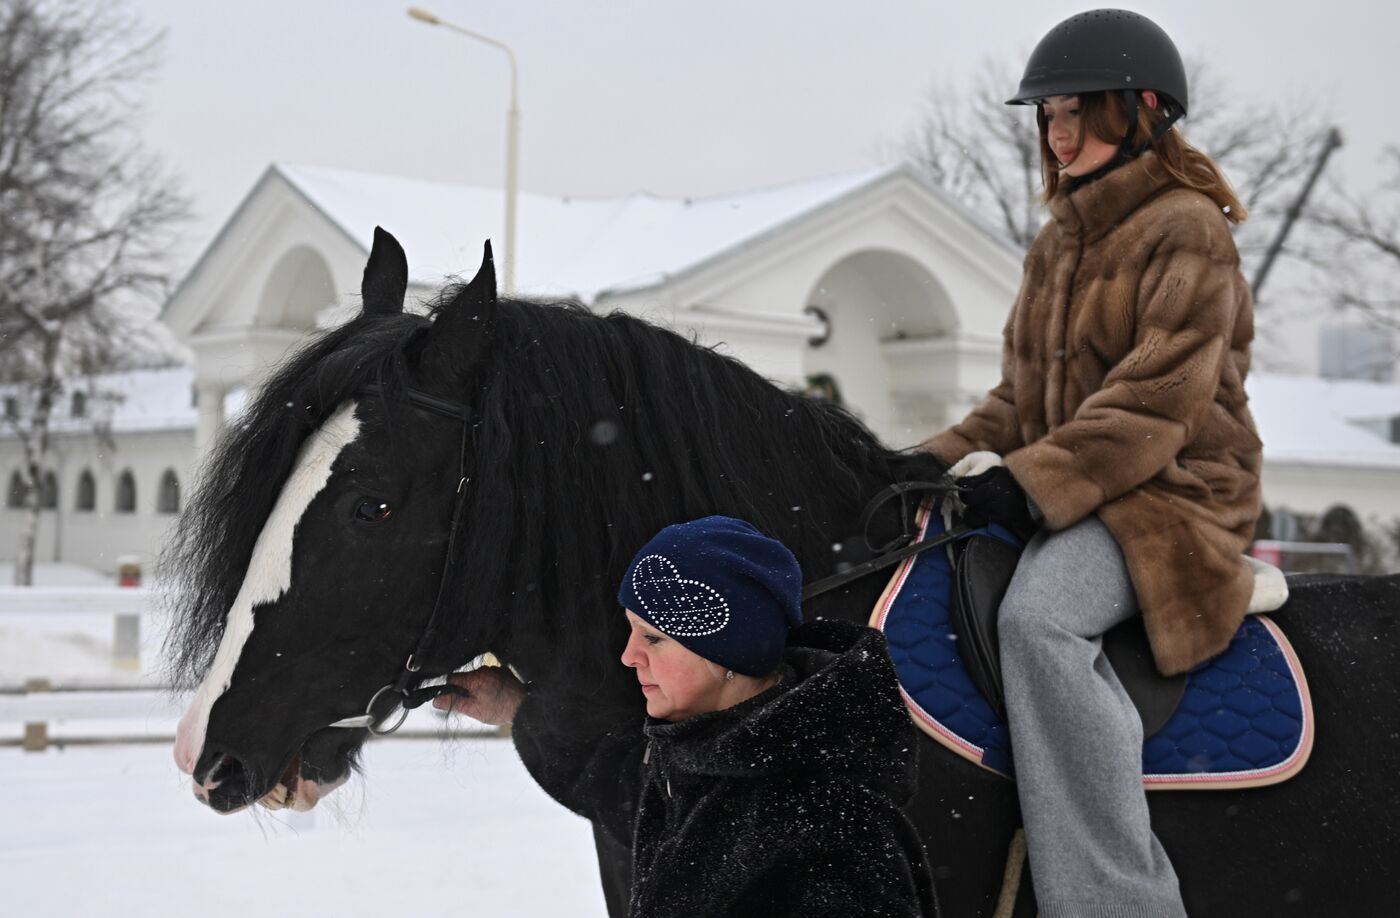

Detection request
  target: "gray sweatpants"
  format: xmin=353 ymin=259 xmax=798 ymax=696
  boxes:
xmin=999 ymin=515 xmax=1187 ymax=918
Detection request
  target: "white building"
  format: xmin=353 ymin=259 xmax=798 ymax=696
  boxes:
xmin=4 ymin=163 xmax=1400 ymax=574
xmin=1 ymin=368 xmax=197 ymax=573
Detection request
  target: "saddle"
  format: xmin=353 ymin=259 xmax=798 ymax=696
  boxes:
xmin=950 ymin=533 xmax=1185 ymax=738
xmin=873 ymin=502 xmax=1314 ymax=789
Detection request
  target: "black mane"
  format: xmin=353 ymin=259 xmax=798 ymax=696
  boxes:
xmin=161 ymin=313 xmax=431 ymax=687
xmin=428 ymin=289 xmax=943 ymax=695
xmin=162 ymin=290 xmax=942 ymax=692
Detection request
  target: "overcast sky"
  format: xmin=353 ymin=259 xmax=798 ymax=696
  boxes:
xmin=127 ymin=0 xmax=1395 ymax=275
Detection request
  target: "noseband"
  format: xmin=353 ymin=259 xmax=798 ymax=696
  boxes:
xmin=328 ymin=384 xmax=478 ymax=735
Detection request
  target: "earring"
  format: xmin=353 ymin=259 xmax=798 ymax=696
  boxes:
xmin=724 ymin=670 xmax=735 ymax=682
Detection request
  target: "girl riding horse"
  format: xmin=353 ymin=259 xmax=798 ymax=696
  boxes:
xmin=926 ymin=11 xmax=1261 ymax=917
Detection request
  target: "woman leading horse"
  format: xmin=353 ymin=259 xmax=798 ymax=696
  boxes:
xmin=438 ymin=516 xmax=939 ymax=917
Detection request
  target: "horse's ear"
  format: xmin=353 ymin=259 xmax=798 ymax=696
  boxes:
xmin=420 ymin=240 xmax=497 ymax=378
xmin=458 ymin=239 xmax=496 ymax=309
xmin=361 ymin=226 xmax=408 ymax=316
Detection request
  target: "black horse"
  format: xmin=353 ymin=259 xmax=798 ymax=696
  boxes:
xmin=165 ymin=230 xmax=1400 ymax=916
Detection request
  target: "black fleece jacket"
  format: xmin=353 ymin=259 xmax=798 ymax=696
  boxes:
xmin=513 ymin=619 xmax=938 ymax=917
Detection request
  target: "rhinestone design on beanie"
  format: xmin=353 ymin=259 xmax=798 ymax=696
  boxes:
xmin=630 ymin=554 xmax=731 ymax=636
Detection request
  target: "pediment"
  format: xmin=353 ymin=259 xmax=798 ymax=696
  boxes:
xmin=164 ymin=168 xmax=369 ymax=342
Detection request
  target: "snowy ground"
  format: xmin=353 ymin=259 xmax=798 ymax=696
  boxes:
xmin=0 ymin=736 xmax=607 ymax=917
xmin=3 ymin=567 xmax=606 ymax=916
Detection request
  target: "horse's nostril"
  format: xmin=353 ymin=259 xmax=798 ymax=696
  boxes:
xmin=193 ymin=748 xmax=227 ymax=784
xmin=207 ymin=754 xmax=232 ymax=785
xmin=193 ymin=748 xmax=255 ymax=812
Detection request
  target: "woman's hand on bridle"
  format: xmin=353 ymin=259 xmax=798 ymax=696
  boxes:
xmin=433 ymin=666 xmax=526 ymax=725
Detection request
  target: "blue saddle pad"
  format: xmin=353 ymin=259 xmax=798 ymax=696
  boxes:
xmin=871 ymin=506 xmax=1314 ymax=789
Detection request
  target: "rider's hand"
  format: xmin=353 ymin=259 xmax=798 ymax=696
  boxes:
xmin=432 ymin=667 xmax=527 ymax=725
xmin=957 ymin=465 xmax=1039 ymax=544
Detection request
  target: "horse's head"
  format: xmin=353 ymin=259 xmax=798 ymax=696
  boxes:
xmin=166 ymin=228 xmax=502 ymax=813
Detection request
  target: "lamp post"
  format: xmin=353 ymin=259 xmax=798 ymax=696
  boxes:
xmin=407 ymin=7 xmax=520 ymax=294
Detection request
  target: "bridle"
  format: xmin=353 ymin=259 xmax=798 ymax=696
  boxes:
xmin=328 ymin=384 xmax=479 ymax=735
xmin=324 ymin=386 xmax=970 ymax=734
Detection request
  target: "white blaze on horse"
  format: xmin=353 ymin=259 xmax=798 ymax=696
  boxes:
xmin=174 ymin=403 xmax=360 ymax=810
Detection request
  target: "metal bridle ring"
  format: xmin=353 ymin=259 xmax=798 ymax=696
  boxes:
xmin=364 ymin=683 xmax=411 ymax=736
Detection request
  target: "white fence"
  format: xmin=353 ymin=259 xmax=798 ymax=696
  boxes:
xmin=0 ymin=586 xmax=150 ymax=615
xmin=0 ymin=584 xmax=184 ymax=746
xmin=0 ymin=587 xmax=495 ymax=749
xmin=0 ymin=686 xmax=185 ymax=750
xmin=0 ymin=688 xmax=185 ymax=723
xmin=0 ymin=585 xmax=152 ymax=674
xmin=0 ymin=684 xmax=494 ymax=750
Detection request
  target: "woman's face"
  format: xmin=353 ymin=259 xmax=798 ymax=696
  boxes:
xmin=1042 ymin=95 xmax=1119 ymax=177
xmin=620 ymin=610 xmax=726 ymax=722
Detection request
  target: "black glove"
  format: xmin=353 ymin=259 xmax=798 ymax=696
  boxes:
xmin=956 ymin=466 xmax=1039 ymax=544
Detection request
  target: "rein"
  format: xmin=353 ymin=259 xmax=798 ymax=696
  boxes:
xmin=801 ymin=480 xmax=968 ymax=601
xmin=328 ymin=384 xmax=477 ymax=735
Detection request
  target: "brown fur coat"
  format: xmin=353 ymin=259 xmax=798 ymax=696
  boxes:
xmin=924 ymin=152 xmax=1262 ymax=676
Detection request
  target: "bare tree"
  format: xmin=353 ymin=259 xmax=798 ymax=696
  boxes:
xmin=903 ymin=60 xmax=1044 ymax=249
xmin=0 ymin=0 xmax=188 ymax=585
xmin=1306 ymin=147 xmax=1400 ymax=336
xmin=901 ymin=57 xmax=1327 ymax=274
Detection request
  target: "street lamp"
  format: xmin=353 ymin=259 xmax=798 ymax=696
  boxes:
xmin=407 ymin=7 xmax=520 ymax=295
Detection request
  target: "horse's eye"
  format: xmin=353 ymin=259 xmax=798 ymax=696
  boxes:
xmin=354 ymin=500 xmax=392 ymax=523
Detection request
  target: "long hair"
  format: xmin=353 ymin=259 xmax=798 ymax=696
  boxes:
xmin=1036 ymin=91 xmax=1247 ymax=223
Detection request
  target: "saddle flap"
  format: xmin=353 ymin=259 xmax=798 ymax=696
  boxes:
xmin=951 ymin=535 xmax=1019 ymax=720
xmin=1102 ymin=619 xmax=1187 ymax=740
xmin=951 ymin=534 xmax=1186 ymax=738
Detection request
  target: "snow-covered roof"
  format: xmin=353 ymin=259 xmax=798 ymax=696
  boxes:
xmin=9 ymin=368 xmax=1400 ymax=469
xmin=276 ymin=162 xmax=916 ymax=301
xmin=1 ymin=367 xmax=196 ymax=437
xmin=1248 ymin=372 xmax=1400 ymax=469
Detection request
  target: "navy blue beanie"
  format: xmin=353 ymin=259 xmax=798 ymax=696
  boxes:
xmin=617 ymin=516 xmax=804 ymax=676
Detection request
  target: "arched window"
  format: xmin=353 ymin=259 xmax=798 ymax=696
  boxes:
xmin=115 ymin=469 xmax=137 ymax=513
xmin=76 ymin=469 xmax=96 ymax=511
xmin=157 ymin=469 xmax=180 ymax=514
xmin=5 ymin=470 xmax=26 ymax=508
xmin=39 ymin=471 xmax=58 ymax=509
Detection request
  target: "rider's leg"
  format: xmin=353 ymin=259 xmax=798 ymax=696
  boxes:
xmin=999 ymin=514 xmax=1186 ymax=918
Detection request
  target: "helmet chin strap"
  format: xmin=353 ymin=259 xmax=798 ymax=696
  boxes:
xmin=1120 ymin=89 xmax=1140 ymax=153
xmin=1118 ymin=88 xmax=1185 ymax=159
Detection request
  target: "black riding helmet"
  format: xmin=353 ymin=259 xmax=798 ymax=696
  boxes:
xmin=1008 ymin=9 xmax=1187 ymax=157
xmin=1007 ymin=9 xmax=1187 ymax=112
